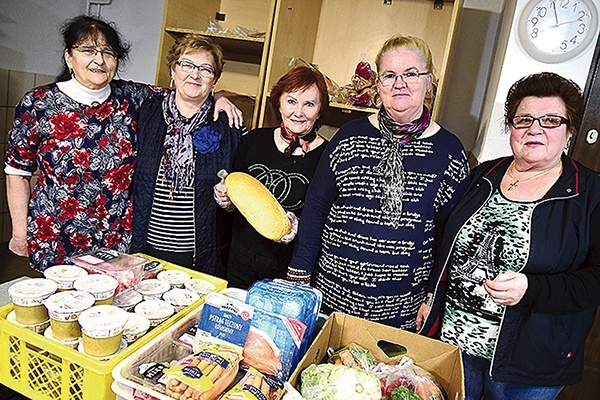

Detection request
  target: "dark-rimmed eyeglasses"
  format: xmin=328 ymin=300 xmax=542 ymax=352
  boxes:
xmin=72 ymin=46 xmax=117 ymax=60
xmin=378 ymin=70 xmax=429 ymax=87
xmin=511 ymin=115 xmax=569 ymax=129
xmin=175 ymin=61 xmax=215 ymax=77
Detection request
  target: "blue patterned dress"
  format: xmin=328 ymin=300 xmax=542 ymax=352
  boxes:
xmin=5 ymin=80 xmax=160 ymax=271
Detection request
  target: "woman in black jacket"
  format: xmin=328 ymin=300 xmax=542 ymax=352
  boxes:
xmin=417 ymin=72 xmax=600 ymax=400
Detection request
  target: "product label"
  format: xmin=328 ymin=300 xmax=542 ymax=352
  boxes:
xmin=197 ymin=293 xmax=253 ymax=347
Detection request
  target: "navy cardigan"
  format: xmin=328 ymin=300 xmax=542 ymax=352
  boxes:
xmin=131 ymin=94 xmax=241 ymax=274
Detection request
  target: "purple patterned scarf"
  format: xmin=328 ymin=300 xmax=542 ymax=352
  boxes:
xmin=161 ymin=91 xmax=213 ymax=194
xmin=375 ymin=105 xmax=431 ymax=228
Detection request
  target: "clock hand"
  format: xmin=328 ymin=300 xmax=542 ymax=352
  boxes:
xmin=551 ymin=0 xmax=559 ymax=26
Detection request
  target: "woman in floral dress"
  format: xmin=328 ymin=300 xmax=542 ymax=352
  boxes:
xmin=4 ymin=15 xmax=241 ymax=272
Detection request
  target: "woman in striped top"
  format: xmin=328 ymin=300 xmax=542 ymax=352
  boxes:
xmin=131 ymin=34 xmax=243 ymax=274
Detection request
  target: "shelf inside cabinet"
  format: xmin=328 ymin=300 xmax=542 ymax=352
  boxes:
xmin=165 ymin=27 xmax=265 ymax=64
xmin=329 ymin=102 xmax=377 ymax=114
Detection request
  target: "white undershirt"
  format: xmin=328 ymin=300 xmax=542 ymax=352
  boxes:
xmin=5 ymin=78 xmax=111 ymax=176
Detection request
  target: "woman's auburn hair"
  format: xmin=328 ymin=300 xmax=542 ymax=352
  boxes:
xmin=269 ymin=66 xmax=330 ymax=125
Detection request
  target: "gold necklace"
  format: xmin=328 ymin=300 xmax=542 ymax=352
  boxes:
xmin=506 ymin=160 xmax=561 ymax=191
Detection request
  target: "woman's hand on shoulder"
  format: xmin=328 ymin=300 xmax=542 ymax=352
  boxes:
xmin=213 ymin=93 xmax=244 ymax=129
xmin=213 ymin=169 xmax=235 ymax=211
xmin=484 ymin=272 xmax=528 ymax=306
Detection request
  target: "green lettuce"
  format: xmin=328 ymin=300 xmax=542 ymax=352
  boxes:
xmin=300 ymin=363 xmax=381 ymax=400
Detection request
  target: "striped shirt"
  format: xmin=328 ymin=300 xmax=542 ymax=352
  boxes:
xmin=146 ymin=161 xmax=195 ymax=252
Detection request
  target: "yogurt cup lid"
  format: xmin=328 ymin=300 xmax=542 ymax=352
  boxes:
xmin=113 ymin=289 xmax=143 ymax=308
xmin=220 ymin=287 xmax=248 ymax=302
xmin=162 ymin=288 xmax=200 ymax=306
xmin=134 ymin=300 xmax=175 ymax=320
xmin=78 ymin=305 xmax=129 ymax=337
xmin=74 ymin=274 xmax=118 ymax=296
xmin=136 ymin=279 xmax=170 ymax=296
xmin=8 ymin=278 xmax=58 ymax=302
xmin=157 ymin=270 xmax=191 ymax=285
xmin=44 ymin=265 xmax=88 ymax=284
xmin=124 ymin=312 xmax=151 ymax=335
xmin=184 ymin=279 xmax=216 ymax=296
xmin=44 ymin=290 xmax=95 ymax=316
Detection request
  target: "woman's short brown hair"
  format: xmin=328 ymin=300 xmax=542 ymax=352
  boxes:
xmin=269 ymin=66 xmax=329 ymax=126
xmin=504 ymin=72 xmax=584 ymax=135
xmin=166 ymin=34 xmax=224 ymax=81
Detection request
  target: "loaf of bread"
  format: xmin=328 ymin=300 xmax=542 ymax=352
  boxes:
xmin=225 ymin=172 xmax=292 ymax=241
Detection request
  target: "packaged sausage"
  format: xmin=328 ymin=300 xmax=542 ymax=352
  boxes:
xmin=164 ymin=340 xmax=241 ymax=400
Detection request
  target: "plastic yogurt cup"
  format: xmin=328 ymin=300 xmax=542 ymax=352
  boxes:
xmin=134 ymin=300 xmax=175 ymax=328
xmin=78 ymin=305 xmax=129 ymax=357
xmin=43 ymin=265 xmax=88 ymax=291
xmin=44 ymin=290 xmax=95 ymax=341
xmin=7 ymin=311 xmax=50 ymax=334
xmin=113 ymin=288 xmax=143 ymax=312
xmin=44 ymin=326 xmax=81 ymax=349
xmin=123 ymin=313 xmax=151 ymax=343
xmin=184 ymin=279 xmax=216 ymax=297
xmin=135 ymin=279 xmax=171 ymax=300
xmin=74 ymin=274 xmax=119 ymax=305
xmin=156 ymin=270 xmax=191 ymax=289
xmin=8 ymin=278 xmax=58 ymax=325
xmin=162 ymin=288 xmax=200 ymax=312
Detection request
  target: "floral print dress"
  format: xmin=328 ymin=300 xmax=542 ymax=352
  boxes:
xmin=5 ymin=80 xmax=160 ymax=271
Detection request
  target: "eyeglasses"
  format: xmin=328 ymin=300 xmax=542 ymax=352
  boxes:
xmin=378 ymin=70 xmax=429 ymax=87
xmin=175 ymin=61 xmax=215 ymax=77
xmin=72 ymin=46 xmax=117 ymax=60
xmin=511 ymin=115 xmax=570 ymax=129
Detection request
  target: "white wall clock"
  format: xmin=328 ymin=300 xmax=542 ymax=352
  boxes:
xmin=517 ymin=0 xmax=599 ymax=63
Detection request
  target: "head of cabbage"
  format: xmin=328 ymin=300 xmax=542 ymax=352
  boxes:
xmin=300 ymin=363 xmax=381 ymax=400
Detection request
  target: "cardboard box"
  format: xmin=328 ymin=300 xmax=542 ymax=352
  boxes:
xmin=289 ymin=312 xmax=465 ymax=400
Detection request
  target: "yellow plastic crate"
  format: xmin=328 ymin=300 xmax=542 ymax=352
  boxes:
xmin=0 ymin=256 xmax=226 ymax=400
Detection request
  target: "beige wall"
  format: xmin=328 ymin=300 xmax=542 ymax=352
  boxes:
xmin=0 ymin=69 xmax=54 ymax=244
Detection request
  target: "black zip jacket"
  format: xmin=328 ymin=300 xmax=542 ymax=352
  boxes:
xmin=422 ymin=155 xmax=600 ymax=386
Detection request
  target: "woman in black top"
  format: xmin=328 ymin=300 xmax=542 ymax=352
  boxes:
xmin=214 ymin=66 xmax=329 ymax=289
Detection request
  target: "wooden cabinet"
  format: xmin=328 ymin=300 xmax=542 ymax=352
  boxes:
xmin=156 ymin=0 xmax=463 ymax=129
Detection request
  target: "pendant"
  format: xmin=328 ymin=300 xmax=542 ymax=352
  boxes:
xmin=507 ymin=180 xmax=519 ymax=191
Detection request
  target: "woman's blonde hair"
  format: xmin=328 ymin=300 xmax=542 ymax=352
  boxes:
xmin=375 ymin=34 xmax=437 ymax=109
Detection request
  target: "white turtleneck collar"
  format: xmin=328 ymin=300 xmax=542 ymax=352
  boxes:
xmin=56 ymin=78 xmax=111 ymax=106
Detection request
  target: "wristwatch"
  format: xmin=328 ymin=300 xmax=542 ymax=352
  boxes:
xmin=423 ymin=294 xmax=434 ymax=307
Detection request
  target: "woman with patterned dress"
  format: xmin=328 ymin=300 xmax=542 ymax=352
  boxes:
xmin=213 ymin=66 xmax=329 ymax=289
xmin=4 ymin=16 xmax=241 ymax=272
xmin=286 ymin=35 xmax=470 ymax=329
xmin=418 ymin=73 xmax=600 ymax=400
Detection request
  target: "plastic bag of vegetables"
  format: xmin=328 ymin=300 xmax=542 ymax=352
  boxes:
xmin=373 ymin=357 xmax=445 ymax=400
xmin=327 ymin=343 xmax=376 ymax=370
xmin=300 ymin=363 xmax=381 ymax=400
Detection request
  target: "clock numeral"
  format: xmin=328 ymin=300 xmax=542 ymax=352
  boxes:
xmin=559 ymin=0 xmax=570 ymax=9
xmin=578 ymin=22 xmax=587 ymax=34
xmin=534 ymin=5 xmax=548 ymax=18
xmin=560 ymin=39 xmax=568 ymax=50
xmin=531 ymin=27 xmax=539 ymax=38
xmin=570 ymin=35 xmax=579 ymax=45
xmin=531 ymin=16 xmax=539 ymax=26
xmin=578 ymin=10 xmax=588 ymax=21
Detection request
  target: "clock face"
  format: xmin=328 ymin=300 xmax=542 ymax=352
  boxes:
xmin=517 ymin=0 xmax=599 ymax=63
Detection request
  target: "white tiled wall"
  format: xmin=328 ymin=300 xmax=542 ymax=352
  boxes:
xmin=0 ymin=69 xmax=54 ymax=244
